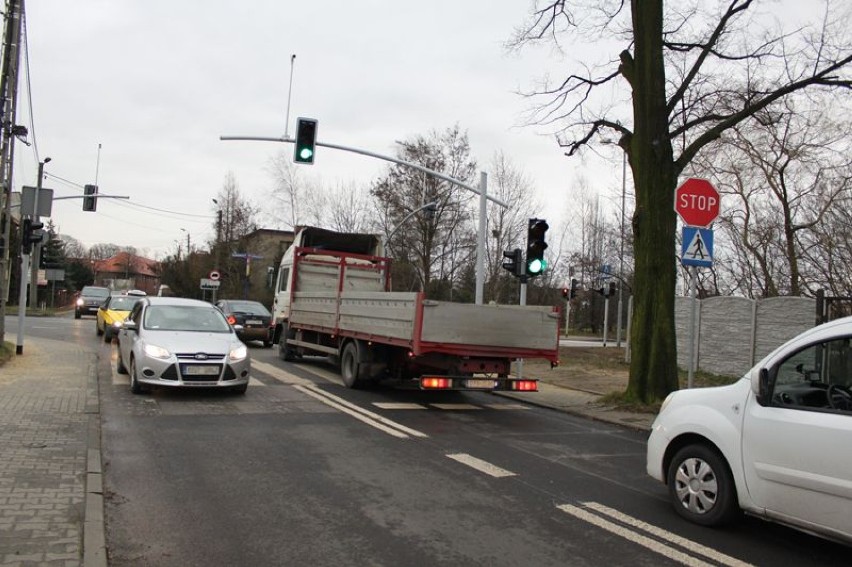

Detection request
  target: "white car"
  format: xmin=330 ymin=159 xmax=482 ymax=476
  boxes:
xmin=647 ymin=316 xmax=852 ymax=545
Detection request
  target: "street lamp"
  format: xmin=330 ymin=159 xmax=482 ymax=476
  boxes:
xmin=382 ymin=201 xmax=439 ymax=254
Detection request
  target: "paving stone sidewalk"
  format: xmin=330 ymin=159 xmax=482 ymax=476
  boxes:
xmin=0 ymin=336 xmax=105 ymax=567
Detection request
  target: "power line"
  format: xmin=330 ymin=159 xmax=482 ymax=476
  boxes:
xmin=20 ymin=3 xmax=39 ymax=164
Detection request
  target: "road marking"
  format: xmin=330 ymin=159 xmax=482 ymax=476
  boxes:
xmin=252 ymin=360 xmax=315 ymax=386
xmin=430 ymin=403 xmax=482 ymax=410
xmin=582 ymin=502 xmax=752 ymax=567
xmin=293 ymin=384 xmax=429 ymax=440
xmin=446 ymin=453 xmax=516 ymax=478
xmin=248 ymin=377 xmax=265 ymax=387
xmin=556 ymin=502 xmax=753 ymax=567
xmin=483 ymin=403 xmax=530 ymax=410
xmin=373 ymin=403 xmax=428 ymax=410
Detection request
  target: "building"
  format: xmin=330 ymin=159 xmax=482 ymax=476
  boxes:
xmin=92 ymin=251 xmax=160 ymax=295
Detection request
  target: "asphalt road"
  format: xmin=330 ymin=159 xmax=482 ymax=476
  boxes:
xmin=14 ymin=315 xmax=850 ymax=566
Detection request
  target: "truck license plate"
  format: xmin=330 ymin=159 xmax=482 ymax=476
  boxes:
xmin=184 ymin=365 xmax=219 ymax=376
xmin=465 ymin=379 xmax=496 ymax=389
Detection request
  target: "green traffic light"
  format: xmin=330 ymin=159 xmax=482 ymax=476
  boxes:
xmin=528 ymin=258 xmax=546 ymax=274
xmin=298 ymin=147 xmax=313 ymax=160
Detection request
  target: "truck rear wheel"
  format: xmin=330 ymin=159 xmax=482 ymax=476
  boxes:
xmin=278 ymin=324 xmax=296 ymax=361
xmin=341 ymin=342 xmax=365 ymax=389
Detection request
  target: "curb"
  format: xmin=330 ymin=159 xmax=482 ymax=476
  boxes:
xmin=83 ymin=352 xmax=107 ymax=567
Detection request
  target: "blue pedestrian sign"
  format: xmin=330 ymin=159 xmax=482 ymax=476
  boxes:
xmin=681 ymin=227 xmax=713 ymax=268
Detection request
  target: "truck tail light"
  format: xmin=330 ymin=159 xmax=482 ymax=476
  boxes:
xmin=421 ymin=377 xmax=451 ymax=389
xmin=511 ymin=380 xmax=538 ymax=392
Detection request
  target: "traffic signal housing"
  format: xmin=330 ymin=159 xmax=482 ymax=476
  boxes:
xmin=501 ymin=248 xmax=523 ymax=278
xmin=294 ymin=117 xmax=318 ymax=164
xmin=570 ymin=278 xmax=579 ymax=299
xmin=22 ymin=218 xmax=44 ymax=254
xmin=526 ymin=218 xmax=549 ymax=277
xmin=83 ymin=184 xmax=98 ymax=212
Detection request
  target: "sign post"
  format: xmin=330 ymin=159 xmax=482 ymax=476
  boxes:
xmin=675 ymin=178 xmax=721 ymax=388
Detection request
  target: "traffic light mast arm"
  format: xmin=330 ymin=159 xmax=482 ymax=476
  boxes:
xmin=51 ymin=195 xmax=130 ymax=201
xmin=220 ymin=135 xmax=508 ymax=209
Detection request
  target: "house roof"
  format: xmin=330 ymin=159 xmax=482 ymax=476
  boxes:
xmin=93 ymin=251 xmax=160 ymax=277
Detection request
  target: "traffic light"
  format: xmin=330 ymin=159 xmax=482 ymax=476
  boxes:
xmin=570 ymin=278 xmax=579 ymax=299
xmin=526 ymin=218 xmax=549 ymax=277
xmin=83 ymin=184 xmax=98 ymax=212
xmin=293 ymin=117 xmax=318 ymax=164
xmin=561 ymin=286 xmax=569 ymax=299
xmin=21 ymin=218 xmax=44 ymax=254
xmin=501 ymin=248 xmax=523 ymax=278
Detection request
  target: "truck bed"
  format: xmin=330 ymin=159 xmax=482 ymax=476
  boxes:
xmin=290 ymin=290 xmax=560 ymax=363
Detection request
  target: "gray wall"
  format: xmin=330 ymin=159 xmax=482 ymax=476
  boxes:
xmin=674 ymin=296 xmax=815 ymax=377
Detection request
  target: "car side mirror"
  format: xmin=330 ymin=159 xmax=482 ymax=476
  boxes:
xmin=122 ymin=320 xmax=138 ymax=333
xmin=755 ymin=368 xmax=771 ymax=406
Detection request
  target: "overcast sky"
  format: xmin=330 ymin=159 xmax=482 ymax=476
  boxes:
xmin=16 ymin=1 xmax=626 ymax=259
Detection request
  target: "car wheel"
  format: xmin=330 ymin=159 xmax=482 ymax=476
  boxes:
xmin=75 ymin=310 xmax=81 ymax=320
xmin=129 ymin=357 xmax=147 ymax=394
xmin=116 ymin=349 xmax=128 ymax=374
xmin=96 ymin=323 xmax=103 ymax=336
xmin=667 ymin=444 xmax=738 ymax=527
xmin=103 ymin=328 xmax=112 ymax=343
xmin=232 ymin=383 xmax=248 ymax=395
xmin=340 ymin=342 xmax=364 ymax=389
xmin=263 ymin=339 xmax=272 ymax=348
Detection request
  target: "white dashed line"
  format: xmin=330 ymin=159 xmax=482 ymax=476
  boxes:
xmin=446 ymin=453 xmax=516 ymax=478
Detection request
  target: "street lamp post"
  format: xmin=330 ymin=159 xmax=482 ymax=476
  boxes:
xmin=28 ymin=157 xmax=50 ymax=309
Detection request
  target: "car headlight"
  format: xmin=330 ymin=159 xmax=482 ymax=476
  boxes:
xmin=143 ymin=344 xmax=172 ymax=360
xmin=229 ymin=344 xmax=248 ymax=361
xmin=112 ymin=321 xmax=123 ymax=328
xmin=76 ymin=298 xmax=84 ymax=306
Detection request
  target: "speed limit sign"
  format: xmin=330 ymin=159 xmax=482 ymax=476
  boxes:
xmin=209 ymin=270 xmax=221 ymax=281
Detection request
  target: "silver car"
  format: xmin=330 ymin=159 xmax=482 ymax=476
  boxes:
xmin=116 ymin=297 xmax=251 ymax=394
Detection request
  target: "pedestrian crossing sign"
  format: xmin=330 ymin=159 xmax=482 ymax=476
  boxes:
xmin=681 ymin=227 xmax=713 ymax=268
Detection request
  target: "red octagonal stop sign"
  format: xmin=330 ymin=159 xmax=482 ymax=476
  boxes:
xmin=675 ymin=177 xmax=720 ymax=227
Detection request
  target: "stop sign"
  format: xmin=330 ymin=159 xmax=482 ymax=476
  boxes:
xmin=675 ymin=178 xmax=720 ymax=227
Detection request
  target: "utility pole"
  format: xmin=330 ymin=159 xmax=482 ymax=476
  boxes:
xmin=0 ymin=0 xmax=23 ymax=342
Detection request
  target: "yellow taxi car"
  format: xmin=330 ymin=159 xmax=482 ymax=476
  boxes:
xmin=96 ymin=291 xmax=146 ymax=342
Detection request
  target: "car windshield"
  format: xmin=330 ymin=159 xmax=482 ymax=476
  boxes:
xmin=226 ymin=301 xmax=270 ymax=316
xmin=83 ymin=287 xmax=110 ymax=298
xmin=109 ymin=297 xmax=141 ymax=311
xmin=143 ymin=305 xmax=232 ymax=333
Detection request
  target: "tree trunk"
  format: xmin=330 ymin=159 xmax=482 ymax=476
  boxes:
xmin=626 ymin=0 xmax=679 ymax=402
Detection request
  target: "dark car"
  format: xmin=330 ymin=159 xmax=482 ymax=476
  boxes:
xmin=215 ymin=299 xmax=272 ymax=347
xmin=75 ymin=286 xmax=111 ymax=319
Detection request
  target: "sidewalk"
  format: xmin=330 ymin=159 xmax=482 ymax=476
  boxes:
xmin=497 ymin=381 xmax=656 ymax=432
xmin=0 ymin=336 xmax=105 ymax=567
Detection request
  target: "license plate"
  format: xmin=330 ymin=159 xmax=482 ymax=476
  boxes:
xmin=183 ymin=365 xmax=220 ymax=376
xmin=246 ymin=320 xmax=263 ymax=325
xmin=465 ymin=379 xmax=496 ymax=389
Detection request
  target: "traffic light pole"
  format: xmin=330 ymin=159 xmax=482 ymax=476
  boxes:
xmin=15 ymin=251 xmax=30 ymax=354
xmin=516 ymin=277 xmax=528 ymax=380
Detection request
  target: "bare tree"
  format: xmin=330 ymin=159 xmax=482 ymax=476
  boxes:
xmin=511 ymin=0 xmax=852 ymax=401
xmin=212 ymin=172 xmax=260 ymax=298
xmin=697 ymin=99 xmax=852 ymax=298
xmin=484 ymin=151 xmax=541 ymax=303
xmin=371 ymin=125 xmax=477 ymax=297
